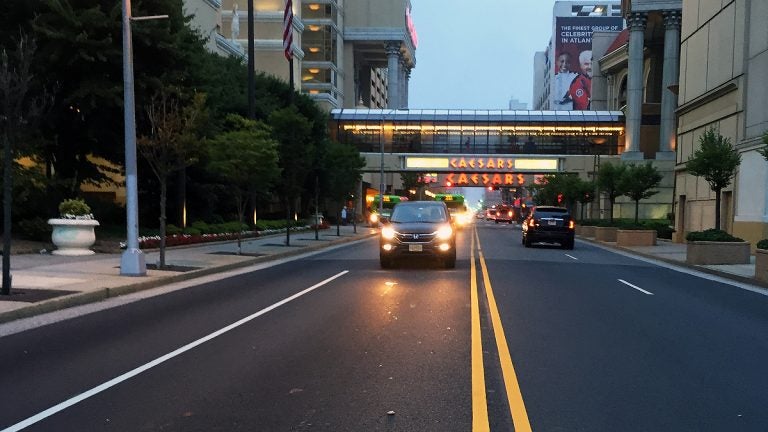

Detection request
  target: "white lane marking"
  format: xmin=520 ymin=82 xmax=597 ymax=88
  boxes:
xmin=0 ymin=270 xmax=350 ymax=432
xmin=618 ymin=279 xmax=654 ymax=295
xmin=565 ymin=254 xmax=578 ymax=260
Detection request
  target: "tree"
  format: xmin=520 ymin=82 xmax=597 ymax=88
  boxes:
xmin=0 ymin=34 xmax=52 ymax=295
xmin=619 ymin=162 xmax=662 ymax=224
xmin=532 ymin=173 xmax=582 ymax=210
xmin=322 ymin=140 xmax=365 ymax=235
xmin=758 ymin=130 xmax=768 ymax=161
xmin=575 ymin=179 xmax=596 ymax=221
xmin=685 ymin=128 xmax=741 ymax=230
xmin=597 ymin=162 xmax=627 ymax=223
xmin=207 ymin=115 xmax=280 ymax=254
xmin=137 ymin=90 xmax=207 ymax=268
xmin=269 ymin=106 xmax=314 ymax=246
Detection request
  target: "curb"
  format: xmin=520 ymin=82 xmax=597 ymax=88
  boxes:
xmin=0 ymin=233 xmax=375 ymax=325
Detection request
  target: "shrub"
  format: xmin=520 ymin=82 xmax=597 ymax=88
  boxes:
xmin=166 ymin=224 xmax=182 ymax=235
xmin=685 ymin=229 xmax=744 ymax=242
xmin=58 ymin=198 xmax=92 ymax=217
xmin=183 ymin=227 xmax=202 ymax=235
xmin=17 ymin=217 xmax=51 ymax=241
xmin=190 ymin=220 xmax=210 ymax=234
xmin=756 ymin=239 xmax=768 ymax=250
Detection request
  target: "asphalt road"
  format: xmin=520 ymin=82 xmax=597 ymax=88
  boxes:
xmin=0 ymin=221 xmax=767 ymax=431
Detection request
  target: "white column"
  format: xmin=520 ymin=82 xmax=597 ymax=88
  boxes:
xmin=399 ymin=57 xmax=407 ymax=108
xmin=623 ymin=12 xmax=647 ymax=160
xmin=658 ymin=10 xmax=681 ymax=159
xmin=386 ymin=42 xmax=401 ymax=109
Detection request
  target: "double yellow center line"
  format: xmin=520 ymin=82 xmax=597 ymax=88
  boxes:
xmin=471 ymin=227 xmax=532 ymax=432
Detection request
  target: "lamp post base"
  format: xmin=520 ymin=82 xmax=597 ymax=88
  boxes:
xmin=120 ymin=248 xmax=147 ymax=276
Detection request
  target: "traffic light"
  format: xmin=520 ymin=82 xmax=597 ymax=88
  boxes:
xmin=445 ymin=180 xmax=453 ymax=187
xmin=557 ymin=193 xmax=563 ymax=204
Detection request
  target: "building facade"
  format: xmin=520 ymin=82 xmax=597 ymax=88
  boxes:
xmin=675 ymin=0 xmax=768 ymax=245
xmin=185 ymin=0 xmax=417 ymax=111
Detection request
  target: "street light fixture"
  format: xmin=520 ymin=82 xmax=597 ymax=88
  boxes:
xmin=120 ymin=0 xmax=167 ymax=276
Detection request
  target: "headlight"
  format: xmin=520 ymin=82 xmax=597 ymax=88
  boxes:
xmin=436 ymin=225 xmax=453 ymax=240
xmin=381 ymin=226 xmax=396 ymax=240
xmin=370 ymin=213 xmax=379 ymax=223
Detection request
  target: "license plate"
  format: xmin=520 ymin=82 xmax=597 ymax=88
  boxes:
xmin=547 ymin=220 xmax=556 ymax=225
xmin=409 ymin=244 xmax=423 ymax=252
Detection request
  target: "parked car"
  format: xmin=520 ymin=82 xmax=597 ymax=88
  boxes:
xmin=379 ymin=201 xmax=457 ymax=269
xmin=494 ymin=204 xmax=515 ymax=224
xmin=522 ymin=206 xmax=575 ymax=249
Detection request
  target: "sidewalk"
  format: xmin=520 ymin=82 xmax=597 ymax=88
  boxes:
xmin=0 ymin=224 xmax=376 ymax=324
xmin=1 ymin=225 xmax=766 ymax=326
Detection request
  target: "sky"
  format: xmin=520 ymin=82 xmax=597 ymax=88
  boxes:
xmin=408 ymin=0 xmax=557 ymax=110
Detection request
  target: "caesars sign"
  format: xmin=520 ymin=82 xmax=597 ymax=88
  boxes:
xmin=405 ymin=156 xmax=557 ymax=187
xmin=552 ymin=16 xmax=623 ymax=111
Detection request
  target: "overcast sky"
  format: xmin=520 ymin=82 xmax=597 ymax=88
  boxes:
xmin=408 ymin=0 xmax=557 ymax=110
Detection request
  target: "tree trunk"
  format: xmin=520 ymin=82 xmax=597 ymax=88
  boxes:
xmin=236 ymin=195 xmax=245 ymax=255
xmin=159 ymin=179 xmax=167 ymax=269
xmin=285 ymin=198 xmax=291 ymax=246
xmin=634 ymin=199 xmax=640 ymax=224
xmin=715 ymin=187 xmax=722 ymax=230
xmin=2 ymin=134 xmax=12 ymax=295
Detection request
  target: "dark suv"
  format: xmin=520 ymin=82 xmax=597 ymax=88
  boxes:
xmin=379 ymin=201 xmax=457 ymax=268
xmin=522 ymin=206 xmax=575 ymax=249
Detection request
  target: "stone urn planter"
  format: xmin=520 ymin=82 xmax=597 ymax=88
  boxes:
xmin=594 ymin=226 xmax=618 ymax=242
xmin=685 ymin=241 xmax=751 ymax=265
xmin=577 ymin=225 xmax=596 ymax=238
xmin=616 ymin=229 xmax=657 ymax=247
xmin=755 ymin=248 xmax=768 ymax=282
xmin=48 ymin=218 xmax=100 ymax=256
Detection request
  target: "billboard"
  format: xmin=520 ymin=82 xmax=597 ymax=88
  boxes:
xmin=552 ymin=16 xmax=623 ymax=110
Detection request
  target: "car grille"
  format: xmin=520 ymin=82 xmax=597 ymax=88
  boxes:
xmin=396 ymin=232 xmax=435 ymax=243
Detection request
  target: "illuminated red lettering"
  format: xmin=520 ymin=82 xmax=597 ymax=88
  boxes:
xmin=504 ymin=174 xmax=513 ymax=184
xmin=471 ymin=174 xmax=479 ymax=184
xmin=482 ymin=174 xmax=490 ymax=184
xmin=458 ymin=173 xmax=468 ymax=184
xmin=492 ymin=174 xmax=502 ymax=184
xmin=517 ymin=174 xmax=525 ymax=185
xmin=446 ymin=173 xmax=455 ymax=184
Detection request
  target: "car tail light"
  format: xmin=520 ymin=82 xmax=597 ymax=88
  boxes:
xmin=508 ymin=211 xmax=513 ymax=217
xmin=569 ymin=220 xmax=575 ymax=229
xmin=528 ymin=219 xmax=536 ymax=228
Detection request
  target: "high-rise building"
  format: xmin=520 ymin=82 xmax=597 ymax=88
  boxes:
xmin=508 ymin=97 xmax=527 ymax=110
xmin=185 ymin=0 xmax=418 ymax=111
xmin=532 ymin=1 xmax=623 ymax=110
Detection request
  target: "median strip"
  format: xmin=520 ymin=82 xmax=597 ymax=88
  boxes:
xmin=475 ymin=229 xmax=533 ymax=432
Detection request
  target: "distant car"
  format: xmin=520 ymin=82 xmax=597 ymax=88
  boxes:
xmin=494 ymin=204 xmax=514 ymax=224
xmin=522 ymin=206 xmax=575 ymax=249
xmin=485 ymin=207 xmax=497 ymax=221
xmin=379 ymin=201 xmax=457 ymax=269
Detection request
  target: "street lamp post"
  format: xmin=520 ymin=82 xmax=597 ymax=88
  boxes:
xmin=120 ymin=0 xmax=167 ymax=276
xmin=379 ymin=109 xmax=405 ymax=219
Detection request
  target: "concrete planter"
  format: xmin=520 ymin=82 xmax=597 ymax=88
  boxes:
xmin=594 ymin=226 xmax=618 ymax=242
xmin=616 ymin=229 xmax=657 ymax=246
xmin=48 ymin=218 xmax=100 ymax=256
xmin=578 ymin=225 xmax=596 ymax=238
xmin=685 ymin=241 xmax=751 ymax=265
xmin=755 ymin=249 xmax=768 ymax=282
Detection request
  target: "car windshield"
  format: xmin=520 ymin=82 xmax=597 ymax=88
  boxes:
xmin=391 ymin=205 xmax=447 ymax=223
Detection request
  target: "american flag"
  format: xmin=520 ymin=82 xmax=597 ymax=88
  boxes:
xmin=283 ymin=0 xmax=293 ymax=61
